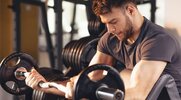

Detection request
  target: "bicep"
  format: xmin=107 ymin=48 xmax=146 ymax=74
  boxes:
xmin=129 ymin=60 xmax=167 ymax=98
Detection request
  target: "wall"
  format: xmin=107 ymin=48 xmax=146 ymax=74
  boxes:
xmin=0 ymin=0 xmax=13 ymax=99
xmin=165 ymin=0 xmax=181 ymax=35
xmin=0 ymin=1 xmax=13 ymax=99
xmin=20 ymin=3 xmax=39 ymax=60
xmin=0 ymin=0 xmax=13 ymax=60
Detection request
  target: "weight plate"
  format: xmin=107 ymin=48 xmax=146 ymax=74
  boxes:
xmin=73 ymin=64 xmax=125 ymax=100
xmin=0 ymin=52 xmax=38 ymax=95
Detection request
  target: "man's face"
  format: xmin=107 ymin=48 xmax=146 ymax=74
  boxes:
xmin=100 ymin=7 xmax=134 ymax=41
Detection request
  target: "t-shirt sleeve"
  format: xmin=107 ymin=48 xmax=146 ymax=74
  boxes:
xmin=141 ymin=33 xmax=175 ymax=62
xmin=97 ymin=33 xmax=111 ymax=55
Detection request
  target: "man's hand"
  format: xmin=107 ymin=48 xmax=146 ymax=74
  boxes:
xmin=65 ymin=75 xmax=79 ymax=99
xmin=25 ymin=68 xmax=70 ymax=96
xmin=25 ymin=68 xmax=47 ymax=90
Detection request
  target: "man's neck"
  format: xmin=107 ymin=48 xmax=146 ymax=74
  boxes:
xmin=127 ymin=15 xmax=144 ymax=45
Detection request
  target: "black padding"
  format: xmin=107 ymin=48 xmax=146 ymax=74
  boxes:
xmin=147 ymin=74 xmax=181 ymax=100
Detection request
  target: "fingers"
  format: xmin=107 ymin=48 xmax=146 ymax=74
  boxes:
xmin=65 ymin=81 xmax=74 ymax=99
xmin=25 ymin=69 xmax=46 ymax=89
xmin=64 ymin=75 xmax=80 ymax=99
xmin=70 ymin=75 xmax=79 ymax=84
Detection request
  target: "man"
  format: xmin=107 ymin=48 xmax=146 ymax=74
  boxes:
xmin=25 ymin=0 xmax=181 ymax=99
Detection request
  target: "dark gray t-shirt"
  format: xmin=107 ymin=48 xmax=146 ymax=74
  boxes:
xmin=97 ymin=17 xmax=181 ymax=96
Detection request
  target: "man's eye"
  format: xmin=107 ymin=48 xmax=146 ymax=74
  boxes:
xmin=110 ymin=21 xmax=117 ymax=24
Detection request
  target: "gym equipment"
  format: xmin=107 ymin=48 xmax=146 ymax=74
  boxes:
xmin=0 ymin=52 xmax=125 ymax=100
xmin=73 ymin=64 xmax=125 ymax=100
xmin=147 ymin=74 xmax=181 ymax=100
xmin=62 ymin=36 xmax=99 ymax=77
xmin=0 ymin=52 xmax=69 ymax=96
xmin=0 ymin=52 xmax=69 ymax=100
xmin=33 ymin=64 xmax=125 ymax=100
xmin=0 ymin=52 xmax=39 ymax=95
xmin=88 ymin=17 xmax=106 ymax=37
xmin=2 ymin=52 xmax=179 ymax=100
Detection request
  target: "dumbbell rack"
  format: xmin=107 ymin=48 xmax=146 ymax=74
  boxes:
xmin=10 ymin=0 xmax=156 ymax=70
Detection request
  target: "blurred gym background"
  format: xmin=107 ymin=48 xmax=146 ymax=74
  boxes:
xmin=0 ymin=0 xmax=181 ymax=100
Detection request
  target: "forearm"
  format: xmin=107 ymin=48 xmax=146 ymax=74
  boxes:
xmin=42 ymin=87 xmax=66 ymax=96
xmin=125 ymin=86 xmax=147 ymax=100
xmin=119 ymin=69 xmax=131 ymax=89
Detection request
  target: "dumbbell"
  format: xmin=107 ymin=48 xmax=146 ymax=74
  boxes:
xmin=0 ymin=52 xmax=125 ymax=100
xmin=0 ymin=52 xmax=68 ymax=95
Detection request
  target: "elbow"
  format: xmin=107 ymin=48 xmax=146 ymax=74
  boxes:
xmin=125 ymin=93 xmax=147 ymax=100
xmin=125 ymin=87 xmax=148 ymax=100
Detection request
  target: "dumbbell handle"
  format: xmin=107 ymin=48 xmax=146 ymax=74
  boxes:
xmin=96 ymin=86 xmax=124 ymax=100
xmin=15 ymin=71 xmax=68 ymax=93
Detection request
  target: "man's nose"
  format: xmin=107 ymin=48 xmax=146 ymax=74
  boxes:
xmin=106 ymin=25 xmax=116 ymax=33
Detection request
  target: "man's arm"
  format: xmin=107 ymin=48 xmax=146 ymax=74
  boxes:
xmin=87 ymin=50 xmax=115 ymax=80
xmin=123 ymin=60 xmax=166 ymax=100
xmin=120 ymin=68 xmax=132 ymax=89
xmin=89 ymin=50 xmax=114 ymax=66
xmin=25 ymin=69 xmax=69 ymax=96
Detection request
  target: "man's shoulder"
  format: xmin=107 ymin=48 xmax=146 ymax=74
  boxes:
xmin=143 ymin=18 xmax=169 ymax=38
xmin=144 ymin=18 xmax=165 ymax=33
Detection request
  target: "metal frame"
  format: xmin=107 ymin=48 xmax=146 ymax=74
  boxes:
xmin=10 ymin=0 xmax=55 ymax=68
xmin=53 ymin=0 xmax=63 ymax=70
xmin=137 ymin=0 xmax=157 ymax=22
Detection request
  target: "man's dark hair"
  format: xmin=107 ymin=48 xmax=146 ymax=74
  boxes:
xmin=92 ymin=0 xmax=137 ymax=16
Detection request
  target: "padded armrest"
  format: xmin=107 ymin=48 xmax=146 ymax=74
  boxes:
xmin=146 ymin=74 xmax=180 ymax=100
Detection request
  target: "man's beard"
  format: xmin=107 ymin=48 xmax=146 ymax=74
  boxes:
xmin=122 ymin=15 xmax=134 ymax=42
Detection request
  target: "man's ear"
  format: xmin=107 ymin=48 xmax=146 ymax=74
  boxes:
xmin=125 ymin=4 xmax=136 ymax=15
